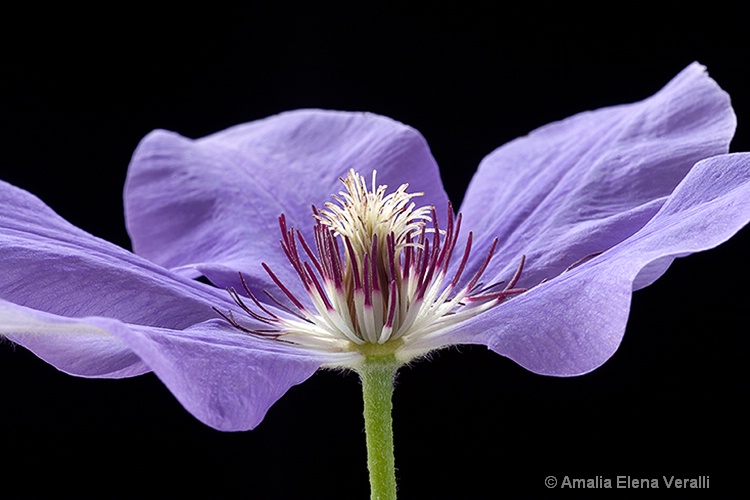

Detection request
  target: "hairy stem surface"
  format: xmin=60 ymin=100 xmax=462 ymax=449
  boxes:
xmin=359 ymin=355 xmax=399 ymax=499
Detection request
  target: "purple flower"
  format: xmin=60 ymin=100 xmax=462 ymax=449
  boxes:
xmin=2 ymin=62 xmax=749 ymax=431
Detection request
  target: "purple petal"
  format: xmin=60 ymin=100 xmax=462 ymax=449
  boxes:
xmin=1 ymin=300 xmax=149 ymax=378
xmin=109 ymin=319 xmax=355 ymax=431
xmin=2 ymin=301 xmax=354 ymax=430
xmin=419 ymin=153 xmax=750 ymax=375
xmin=0 ymin=177 xmax=219 ymax=377
xmin=124 ymin=109 xmax=449 ymax=296
xmin=0 ymin=180 xmax=229 ymax=329
xmin=457 ymin=63 xmax=736 ymax=288
xmin=1 ymin=178 xmax=353 ymax=422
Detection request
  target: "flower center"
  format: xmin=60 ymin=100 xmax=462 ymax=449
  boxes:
xmin=215 ymin=169 xmax=525 ymax=358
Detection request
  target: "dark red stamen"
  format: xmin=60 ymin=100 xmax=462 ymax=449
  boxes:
xmin=363 ymin=253 xmax=373 ymax=307
xmin=451 ymin=231 xmax=472 ymax=288
xmin=345 ymin=237 xmax=362 ymax=291
xmin=216 ymin=189 xmax=528 ymax=345
xmin=465 ymin=237 xmax=498 ymax=292
xmin=296 ymin=228 xmax=325 ymax=280
xmin=370 ymin=235 xmax=380 ymax=293
xmin=262 ymin=262 xmax=308 ymax=312
xmin=385 ymin=280 xmax=398 ymax=329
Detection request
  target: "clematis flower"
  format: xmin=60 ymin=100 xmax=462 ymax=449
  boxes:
xmin=2 ymin=61 xmax=750 ymax=442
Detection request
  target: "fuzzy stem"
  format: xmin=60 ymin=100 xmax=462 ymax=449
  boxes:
xmin=359 ymin=355 xmax=399 ymax=500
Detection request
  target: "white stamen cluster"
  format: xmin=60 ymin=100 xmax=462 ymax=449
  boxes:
xmin=217 ymin=169 xmax=525 ymax=358
xmin=314 ymin=170 xmax=432 ymax=261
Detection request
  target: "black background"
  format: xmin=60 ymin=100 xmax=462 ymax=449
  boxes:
xmin=1 ymin=5 xmax=746 ymax=498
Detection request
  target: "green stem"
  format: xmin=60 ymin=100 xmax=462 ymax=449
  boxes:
xmin=359 ymin=355 xmax=399 ymax=500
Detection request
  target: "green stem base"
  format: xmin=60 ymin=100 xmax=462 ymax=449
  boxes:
xmin=358 ymin=355 xmax=399 ymax=500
